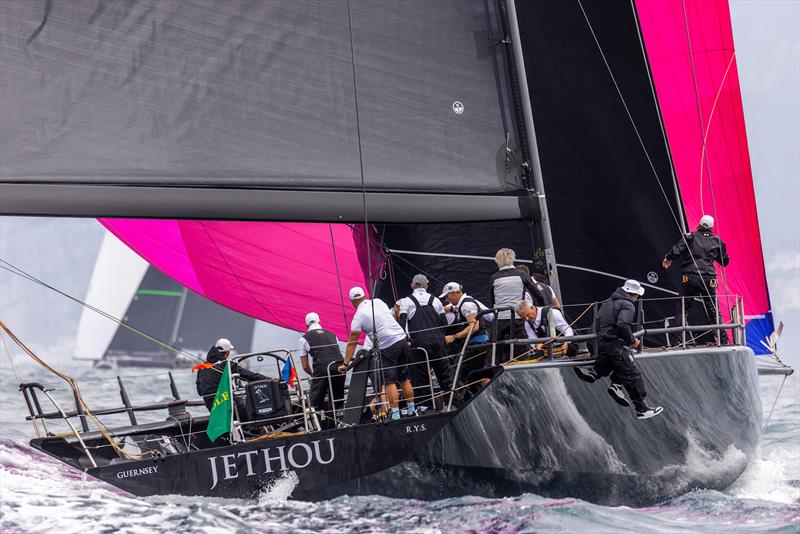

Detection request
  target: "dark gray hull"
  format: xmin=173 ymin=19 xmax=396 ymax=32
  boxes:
xmin=304 ymin=347 xmax=761 ymax=505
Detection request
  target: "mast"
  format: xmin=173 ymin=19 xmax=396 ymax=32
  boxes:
xmin=503 ymin=0 xmax=561 ymax=298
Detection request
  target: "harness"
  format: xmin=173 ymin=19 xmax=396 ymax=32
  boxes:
xmin=457 ymin=296 xmax=488 ymax=340
xmin=408 ymin=294 xmax=443 ymax=343
xmin=532 ymin=306 xmax=554 ymax=338
xmin=303 ymin=329 xmax=341 ymax=369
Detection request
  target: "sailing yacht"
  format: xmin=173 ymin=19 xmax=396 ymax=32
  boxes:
xmin=0 ymin=0 xmax=790 ymax=505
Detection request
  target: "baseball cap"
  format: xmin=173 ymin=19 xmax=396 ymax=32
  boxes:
xmin=439 ymin=282 xmax=462 ymax=298
xmin=411 ymin=274 xmax=429 ymax=287
xmin=349 ymin=286 xmax=365 ymax=300
xmin=214 ymin=338 xmax=234 ymax=352
xmin=699 ymin=215 xmax=714 ymax=229
xmin=305 ymin=312 xmax=320 ymax=326
xmin=622 ymin=279 xmax=645 ymax=296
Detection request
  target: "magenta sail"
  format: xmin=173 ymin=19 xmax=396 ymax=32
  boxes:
xmin=636 ymin=0 xmax=773 ymax=353
xmin=99 ymin=219 xmax=383 ymax=341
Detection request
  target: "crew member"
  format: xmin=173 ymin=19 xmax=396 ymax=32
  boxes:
xmin=516 ymin=300 xmax=577 ymax=358
xmin=441 ymin=282 xmax=492 ymax=379
xmin=195 ymin=338 xmax=266 ymax=411
xmin=397 ymin=274 xmax=453 ymax=408
xmin=574 ymin=280 xmax=663 ymax=419
xmin=663 ymin=215 xmax=730 ymax=338
xmin=338 ymin=287 xmax=416 ymax=420
xmin=490 ymin=248 xmax=549 ymax=363
xmin=298 ymin=312 xmax=346 ymax=423
xmin=531 ymin=272 xmax=562 ymax=310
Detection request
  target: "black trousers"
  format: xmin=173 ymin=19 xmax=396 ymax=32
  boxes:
xmin=308 ymin=361 xmax=346 ymax=415
xmin=676 ymin=273 xmax=721 ymax=343
xmin=408 ymin=340 xmax=454 ymax=407
xmin=593 ymin=340 xmax=648 ymax=410
xmin=491 ymin=319 xmax=525 ymax=363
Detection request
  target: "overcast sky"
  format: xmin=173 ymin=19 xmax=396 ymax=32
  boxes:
xmin=0 ymin=1 xmax=798 ymax=367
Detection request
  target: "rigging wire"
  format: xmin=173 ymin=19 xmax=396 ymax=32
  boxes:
xmin=344 ymin=0 xmax=384 ymax=391
xmin=679 ymin=0 xmax=734 ymax=324
xmin=328 ymin=224 xmax=351 ymax=336
xmin=0 ymin=258 xmax=204 ymax=364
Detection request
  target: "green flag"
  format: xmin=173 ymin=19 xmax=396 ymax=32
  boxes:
xmin=206 ymin=361 xmax=232 ymax=442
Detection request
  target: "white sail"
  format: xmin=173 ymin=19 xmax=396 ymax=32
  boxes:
xmin=73 ymin=231 xmax=148 ymax=360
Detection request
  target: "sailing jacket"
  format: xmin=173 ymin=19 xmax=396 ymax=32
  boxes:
xmin=666 ymin=227 xmax=730 ymax=277
xmin=597 ymin=288 xmax=638 ymax=345
xmin=489 ymin=266 xmax=549 ymax=320
xmin=196 ymin=346 xmax=266 ymax=409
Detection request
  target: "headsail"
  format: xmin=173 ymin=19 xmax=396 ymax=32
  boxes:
xmin=636 ymin=0 xmax=774 ymax=353
xmin=100 ymin=220 xmax=382 ymax=340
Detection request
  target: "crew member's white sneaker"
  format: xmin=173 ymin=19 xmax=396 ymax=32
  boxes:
xmin=636 ymin=405 xmax=664 ymax=420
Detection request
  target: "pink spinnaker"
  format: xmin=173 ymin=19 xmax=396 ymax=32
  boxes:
xmin=100 ymin=219 xmax=382 ymax=340
xmin=636 ymin=0 xmax=772 ymax=348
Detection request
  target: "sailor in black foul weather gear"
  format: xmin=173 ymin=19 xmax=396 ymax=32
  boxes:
xmin=196 ymin=338 xmax=266 ymax=411
xmin=298 ymin=312 xmax=346 ymax=422
xmin=489 ymin=249 xmax=549 ymax=363
xmin=574 ymin=281 xmax=663 ymax=420
xmin=663 ymin=215 xmax=730 ymax=336
xmin=516 ymin=300 xmax=577 ymax=358
xmin=397 ymin=274 xmax=454 ymax=409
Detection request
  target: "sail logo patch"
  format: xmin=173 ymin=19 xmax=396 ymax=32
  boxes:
xmin=452 ymin=101 xmax=464 ymax=114
xmin=207 ymin=438 xmax=335 ymax=489
xmin=647 ymin=271 xmax=658 ymax=283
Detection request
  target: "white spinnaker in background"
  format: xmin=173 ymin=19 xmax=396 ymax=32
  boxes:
xmin=73 ymin=231 xmax=148 ymax=361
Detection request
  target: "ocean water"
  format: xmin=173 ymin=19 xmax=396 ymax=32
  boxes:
xmin=0 ymin=359 xmax=797 ymax=533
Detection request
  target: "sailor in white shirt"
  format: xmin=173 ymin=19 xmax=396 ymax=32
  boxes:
xmin=516 ymin=299 xmax=578 ymax=358
xmin=339 ymin=286 xmax=415 ymax=420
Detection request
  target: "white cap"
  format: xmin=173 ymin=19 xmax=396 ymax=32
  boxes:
xmin=305 ymin=312 xmax=320 ymax=326
xmin=622 ymin=279 xmax=645 ymax=296
xmin=214 ymin=338 xmax=234 ymax=352
xmin=439 ymin=282 xmax=462 ymax=298
xmin=699 ymin=215 xmax=714 ymax=229
xmin=349 ymin=286 xmax=365 ymax=300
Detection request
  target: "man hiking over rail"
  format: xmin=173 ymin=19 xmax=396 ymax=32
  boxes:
xmin=573 ymin=280 xmax=663 ymax=420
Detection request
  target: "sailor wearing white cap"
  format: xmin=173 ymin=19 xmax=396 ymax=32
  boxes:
xmin=195 ymin=338 xmax=266 ymax=412
xmin=663 ymin=215 xmax=730 ymax=336
xmin=396 ymin=274 xmax=453 ymax=409
xmin=440 ymin=282 xmax=492 ymax=380
xmin=298 ymin=312 xmax=345 ymax=422
xmin=574 ymin=280 xmax=663 ymax=420
xmin=339 ymin=287 xmax=415 ymax=421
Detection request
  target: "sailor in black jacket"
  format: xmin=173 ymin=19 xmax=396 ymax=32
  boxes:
xmin=196 ymin=338 xmax=266 ymax=410
xmin=663 ymin=215 xmax=729 ymax=332
xmin=489 ymin=248 xmax=549 ymax=363
xmin=574 ymin=281 xmax=663 ymax=420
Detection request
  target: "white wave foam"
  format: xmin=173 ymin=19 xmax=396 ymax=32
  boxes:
xmin=655 ymin=433 xmax=747 ymax=487
xmin=727 ymin=446 xmax=800 ymax=504
xmin=258 ymin=470 xmax=299 ymax=505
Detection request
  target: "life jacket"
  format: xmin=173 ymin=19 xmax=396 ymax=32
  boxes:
xmin=532 ymin=306 xmax=553 ymax=338
xmin=302 ymin=328 xmax=342 ymax=373
xmin=407 ymin=294 xmax=444 ymax=344
xmin=456 ymin=297 xmax=488 ymax=338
